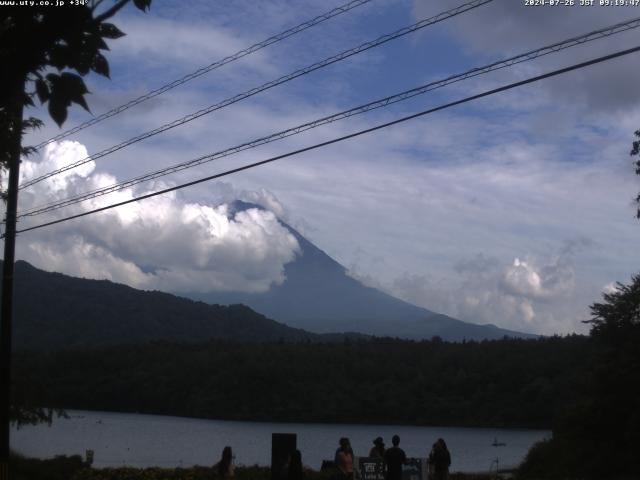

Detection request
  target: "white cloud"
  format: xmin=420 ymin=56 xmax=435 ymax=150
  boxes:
xmin=388 ymin=242 xmax=593 ymax=334
xmin=111 ymin=15 xmax=274 ymax=76
xmin=412 ymin=0 xmax=640 ymax=113
xmin=502 ymin=258 xmax=543 ymax=297
xmin=519 ymin=299 xmax=535 ymax=323
xmin=238 ymin=188 xmax=287 ymax=218
xmin=12 ymin=141 xmax=301 ymax=294
xmin=603 ymin=282 xmax=618 ymax=294
xmin=502 ymin=256 xmax=574 ymax=301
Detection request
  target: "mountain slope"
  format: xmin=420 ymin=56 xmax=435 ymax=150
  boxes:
xmin=4 ymin=260 xmax=323 ymax=351
xmin=188 ymin=202 xmax=534 ymax=341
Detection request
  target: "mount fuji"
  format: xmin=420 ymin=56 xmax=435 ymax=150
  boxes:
xmin=186 ymin=201 xmax=534 ymax=341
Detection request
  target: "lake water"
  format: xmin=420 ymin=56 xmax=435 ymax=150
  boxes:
xmin=11 ymin=410 xmax=549 ymax=473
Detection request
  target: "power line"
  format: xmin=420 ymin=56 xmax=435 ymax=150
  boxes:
xmin=32 ymin=0 xmax=373 ymax=151
xmin=19 ymin=0 xmax=494 ymax=190
xmin=18 ymin=16 xmax=640 ymax=219
xmin=11 ymin=45 xmax=640 ymax=237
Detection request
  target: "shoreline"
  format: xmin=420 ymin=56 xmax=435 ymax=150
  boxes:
xmin=57 ymin=407 xmax=552 ymax=432
xmin=11 ymin=454 xmax=518 ymax=480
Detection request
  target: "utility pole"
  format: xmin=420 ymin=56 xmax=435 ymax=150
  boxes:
xmin=0 ymin=77 xmax=25 ymax=480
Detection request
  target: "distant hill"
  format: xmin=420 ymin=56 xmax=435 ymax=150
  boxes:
xmin=187 ymin=201 xmax=535 ymax=341
xmin=3 ymin=260 xmax=330 ymax=351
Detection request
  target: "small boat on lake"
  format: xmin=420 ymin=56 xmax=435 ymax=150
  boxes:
xmin=492 ymin=437 xmax=506 ymax=447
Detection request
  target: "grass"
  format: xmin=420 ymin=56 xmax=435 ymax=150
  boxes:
xmin=9 ymin=454 xmax=506 ymax=480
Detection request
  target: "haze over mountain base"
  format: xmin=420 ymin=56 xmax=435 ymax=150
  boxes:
xmin=185 ymin=202 xmax=535 ymax=341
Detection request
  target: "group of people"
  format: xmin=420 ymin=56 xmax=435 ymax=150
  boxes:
xmin=334 ymin=435 xmax=451 ymax=480
xmin=214 ymin=435 xmax=451 ymax=480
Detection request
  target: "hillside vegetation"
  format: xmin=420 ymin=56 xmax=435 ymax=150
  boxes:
xmin=7 ymin=260 xmax=322 ymax=350
xmin=14 ymin=336 xmax=589 ymax=428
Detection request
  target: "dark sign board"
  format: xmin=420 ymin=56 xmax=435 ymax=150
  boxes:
xmin=402 ymin=458 xmax=423 ymax=480
xmin=271 ymin=433 xmax=297 ymax=480
xmin=357 ymin=457 xmax=423 ymax=480
xmin=358 ymin=457 xmax=385 ymax=480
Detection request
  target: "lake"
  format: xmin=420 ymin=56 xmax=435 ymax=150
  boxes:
xmin=11 ymin=410 xmax=549 ymax=473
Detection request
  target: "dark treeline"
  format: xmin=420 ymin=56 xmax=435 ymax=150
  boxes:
xmin=517 ymin=275 xmax=640 ymax=479
xmin=13 ymin=335 xmax=590 ymax=429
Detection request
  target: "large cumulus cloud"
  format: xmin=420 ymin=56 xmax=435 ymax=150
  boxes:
xmin=390 ymin=243 xmax=590 ymax=334
xmin=502 ymin=256 xmax=574 ymax=301
xmin=11 ymin=141 xmax=300 ymax=293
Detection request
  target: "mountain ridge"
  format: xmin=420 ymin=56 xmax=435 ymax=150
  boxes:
xmin=3 ymin=260 xmax=358 ymax=351
xmin=186 ymin=201 xmax=535 ymax=341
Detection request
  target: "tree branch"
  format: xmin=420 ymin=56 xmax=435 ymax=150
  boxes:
xmin=93 ymin=0 xmax=131 ymax=24
xmin=91 ymin=0 xmax=106 ymax=12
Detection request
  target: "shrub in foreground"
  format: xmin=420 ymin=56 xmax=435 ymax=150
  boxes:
xmin=10 ymin=453 xmax=87 ymax=480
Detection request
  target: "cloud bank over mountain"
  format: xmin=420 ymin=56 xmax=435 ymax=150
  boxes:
xmin=389 ymin=242 xmax=589 ymax=335
xmin=15 ymin=141 xmax=300 ymax=293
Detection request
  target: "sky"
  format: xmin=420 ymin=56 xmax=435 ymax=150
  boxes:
xmin=8 ymin=0 xmax=640 ymax=335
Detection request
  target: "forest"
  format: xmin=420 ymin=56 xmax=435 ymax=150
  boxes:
xmin=14 ymin=335 xmax=590 ymax=429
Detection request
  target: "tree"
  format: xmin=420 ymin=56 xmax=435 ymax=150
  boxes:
xmin=518 ymin=276 xmax=640 ymax=479
xmin=1 ymin=0 xmax=152 ymax=166
xmin=588 ymin=274 xmax=640 ymax=336
xmin=0 ymin=0 xmax=151 ymax=474
xmin=577 ymin=276 xmax=640 ymax=477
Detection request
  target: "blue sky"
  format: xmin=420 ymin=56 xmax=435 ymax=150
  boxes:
xmin=11 ymin=0 xmax=640 ymax=335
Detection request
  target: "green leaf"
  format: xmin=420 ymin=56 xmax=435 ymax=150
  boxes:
xmin=71 ymin=92 xmax=90 ymax=112
xmin=23 ymin=117 xmax=44 ymax=130
xmin=91 ymin=52 xmax=110 ymax=78
xmin=35 ymin=78 xmax=50 ymax=103
xmin=48 ymin=97 xmax=68 ymax=127
xmin=48 ymin=45 xmax=69 ymax=70
xmin=73 ymin=50 xmax=92 ymax=75
xmin=46 ymin=73 xmax=91 ymax=124
xmin=59 ymin=72 xmax=88 ymax=95
xmin=95 ymin=35 xmax=110 ymax=51
xmin=83 ymin=28 xmax=111 ymax=52
xmin=60 ymin=73 xmax=91 ymax=112
xmin=133 ymin=0 xmax=152 ymax=11
xmin=98 ymin=22 xmax=125 ymax=39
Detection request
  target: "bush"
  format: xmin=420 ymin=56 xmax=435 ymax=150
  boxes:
xmin=10 ymin=453 xmax=88 ymax=480
xmin=72 ymin=465 xmax=333 ymax=480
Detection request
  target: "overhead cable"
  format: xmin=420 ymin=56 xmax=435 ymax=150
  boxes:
xmin=11 ymin=45 xmax=640 ymax=237
xmin=18 ymin=16 xmax=640 ymax=218
xmin=19 ymin=0 xmax=494 ymax=189
xmin=32 ymin=0 xmax=373 ymax=151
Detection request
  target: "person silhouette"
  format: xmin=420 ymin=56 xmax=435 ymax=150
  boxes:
xmin=427 ymin=438 xmax=451 ymax=480
xmin=335 ymin=437 xmax=354 ymax=480
xmin=217 ymin=446 xmax=235 ymax=477
xmin=383 ymin=435 xmax=407 ymax=480
xmin=369 ymin=437 xmax=385 ymax=458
